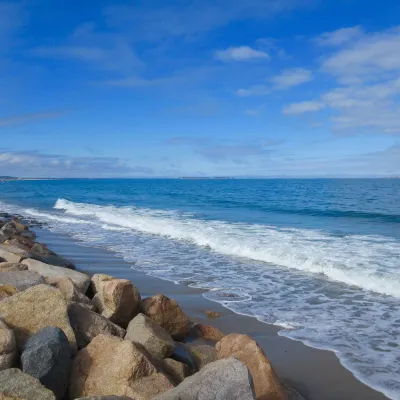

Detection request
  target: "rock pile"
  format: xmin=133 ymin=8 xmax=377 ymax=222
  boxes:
xmin=0 ymin=213 xmax=301 ymax=400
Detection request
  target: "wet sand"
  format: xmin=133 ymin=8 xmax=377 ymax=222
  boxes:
xmin=35 ymin=226 xmax=389 ymax=400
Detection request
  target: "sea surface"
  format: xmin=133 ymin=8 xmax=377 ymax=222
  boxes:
xmin=0 ymin=178 xmax=399 ymax=398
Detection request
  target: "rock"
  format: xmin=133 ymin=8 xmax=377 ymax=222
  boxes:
xmin=125 ymin=313 xmax=175 ymax=360
xmin=22 ymin=259 xmax=89 ymax=292
xmin=31 ymin=242 xmax=54 ymax=255
xmin=75 ymin=397 xmax=134 ymax=400
xmin=50 ymin=277 xmax=94 ymax=310
xmin=67 ymin=302 xmax=125 ymax=349
xmin=1 ymin=223 xmax=17 ymax=238
xmin=0 ymin=271 xmax=46 ymax=291
xmin=162 ymin=358 xmax=189 ymax=384
xmin=24 ymin=251 xmax=76 ymax=270
xmin=0 ymin=284 xmax=77 ymax=353
xmin=154 ymin=357 xmax=256 ymax=400
xmin=141 ymin=294 xmax=190 ymax=340
xmin=20 ymin=230 xmax=36 ymax=240
xmin=21 ymin=327 xmax=71 ymax=400
xmin=0 ymin=244 xmax=26 ymax=255
xmin=0 ymin=263 xmax=28 ymax=272
xmin=282 ymin=383 xmax=306 ymax=400
xmin=190 ymin=324 xmax=225 ymax=341
xmin=186 ymin=344 xmax=217 ymax=370
xmin=0 ymin=368 xmax=56 ymax=399
xmin=0 ymin=285 xmax=17 ymax=301
xmin=12 ymin=220 xmax=28 ymax=232
xmin=170 ymin=343 xmax=197 ymax=373
xmin=91 ymin=273 xmax=114 ymax=293
xmin=4 ymin=237 xmax=35 ymax=251
xmin=0 ymin=320 xmax=16 ymax=371
xmin=0 ymin=249 xmax=22 ymax=263
xmin=69 ymin=334 xmax=173 ymax=400
xmin=204 ymin=310 xmax=222 ymax=319
xmin=216 ymin=334 xmax=285 ymax=400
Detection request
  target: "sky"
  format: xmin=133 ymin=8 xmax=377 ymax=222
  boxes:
xmin=1 ymin=0 xmax=400 ymax=178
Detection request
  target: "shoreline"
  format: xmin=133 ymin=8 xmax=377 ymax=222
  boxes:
xmin=34 ymin=225 xmax=389 ymax=400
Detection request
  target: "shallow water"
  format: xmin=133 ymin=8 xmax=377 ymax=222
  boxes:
xmin=0 ymin=178 xmax=399 ymax=398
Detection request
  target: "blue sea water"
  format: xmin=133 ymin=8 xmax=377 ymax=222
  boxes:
xmin=0 ymin=178 xmax=399 ymax=398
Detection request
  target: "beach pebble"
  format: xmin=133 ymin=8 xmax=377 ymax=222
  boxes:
xmin=0 ymin=368 xmax=56 ymax=400
xmin=162 ymin=358 xmax=189 ymax=384
xmin=69 ymin=334 xmax=173 ymax=400
xmin=91 ymin=275 xmax=141 ymax=328
xmin=216 ymin=333 xmax=285 ymax=400
xmin=67 ymin=302 xmax=125 ymax=349
xmin=204 ymin=310 xmax=222 ymax=319
xmin=141 ymin=294 xmax=190 ymax=340
xmin=21 ymin=327 xmax=71 ymax=400
xmin=154 ymin=357 xmax=256 ymax=400
xmin=0 ymin=270 xmax=46 ymax=292
xmin=0 ymin=319 xmax=16 ymax=371
xmin=0 ymin=284 xmax=77 ymax=353
xmin=22 ymin=258 xmax=89 ymax=292
xmin=125 ymin=313 xmax=175 ymax=360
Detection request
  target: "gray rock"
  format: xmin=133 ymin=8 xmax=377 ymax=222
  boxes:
xmin=22 ymin=258 xmax=89 ymax=292
xmin=20 ymin=229 xmax=36 ymax=240
xmin=24 ymin=251 xmax=76 ymax=270
xmin=1 ymin=222 xmax=17 ymax=237
xmin=21 ymin=327 xmax=71 ymax=400
xmin=75 ymin=397 xmax=134 ymax=400
xmin=186 ymin=344 xmax=217 ymax=370
xmin=0 ymin=270 xmax=46 ymax=291
xmin=0 ymin=368 xmax=56 ymax=399
xmin=163 ymin=358 xmax=189 ymax=384
xmin=0 ymin=319 xmax=16 ymax=371
xmin=125 ymin=313 xmax=175 ymax=360
xmin=171 ymin=343 xmax=197 ymax=373
xmin=68 ymin=302 xmax=125 ymax=349
xmin=154 ymin=357 xmax=256 ymax=400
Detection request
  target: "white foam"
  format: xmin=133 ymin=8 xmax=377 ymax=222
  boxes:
xmin=54 ymin=198 xmax=400 ymax=298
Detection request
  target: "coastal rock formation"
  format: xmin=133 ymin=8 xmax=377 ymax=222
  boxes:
xmin=69 ymin=334 xmax=174 ymax=400
xmin=216 ymin=334 xmax=285 ymax=400
xmin=0 ymin=368 xmax=56 ymax=400
xmin=154 ymin=357 xmax=256 ymax=400
xmin=0 ymin=270 xmax=46 ymax=291
xmin=186 ymin=344 xmax=217 ymax=370
xmin=49 ymin=276 xmax=94 ymax=310
xmin=0 ymin=319 xmax=16 ymax=371
xmin=124 ymin=313 xmax=175 ymax=360
xmin=22 ymin=258 xmax=89 ymax=292
xmin=141 ymin=294 xmax=190 ymax=340
xmin=162 ymin=358 xmax=189 ymax=384
xmin=21 ymin=327 xmax=72 ymax=400
xmin=0 ymin=284 xmax=77 ymax=353
xmin=67 ymin=302 xmax=125 ymax=349
xmin=0 ymin=262 xmax=28 ymax=272
xmin=91 ymin=275 xmax=141 ymax=327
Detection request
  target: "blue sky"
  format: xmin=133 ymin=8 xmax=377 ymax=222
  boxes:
xmin=1 ymin=0 xmax=400 ymax=177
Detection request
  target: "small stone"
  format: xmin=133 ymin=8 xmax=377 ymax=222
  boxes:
xmin=162 ymin=358 xmax=189 ymax=384
xmin=0 ymin=320 xmax=16 ymax=371
xmin=125 ymin=313 xmax=175 ymax=360
xmin=154 ymin=358 xmax=256 ymax=400
xmin=204 ymin=310 xmax=221 ymax=319
xmin=0 ymin=368 xmax=56 ymax=400
xmin=0 ymin=271 xmax=46 ymax=292
xmin=141 ymin=294 xmax=190 ymax=340
xmin=67 ymin=302 xmax=125 ymax=349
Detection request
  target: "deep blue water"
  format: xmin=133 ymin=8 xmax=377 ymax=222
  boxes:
xmin=0 ymin=178 xmax=399 ymax=398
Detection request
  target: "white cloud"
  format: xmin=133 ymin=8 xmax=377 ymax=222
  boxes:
xmin=315 ymin=26 xmax=363 ymax=47
xmin=215 ymin=46 xmax=269 ymax=62
xmin=271 ymin=68 xmax=312 ymax=89
xmin=283 ymin=101 xmax=325 ymax=115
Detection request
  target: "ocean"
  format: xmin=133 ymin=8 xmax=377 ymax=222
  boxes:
xmin=0 ymin=178 xmax=399 ymax=398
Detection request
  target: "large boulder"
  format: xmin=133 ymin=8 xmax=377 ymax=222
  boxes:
xmin=0 ymin=262 xmax=28 ymax=272
xmin=24 ymin=252 xmax=76 ymax=270
xmin=0 ymin=249 xmax=22 ymax=263
xmin=21 ymin=327 xmax=72 ymax=400
xmin=186 ymin=344 xmax=217 ymax=370
xmin=50 ymin=277 xmax=94 ymax=310
xmin=162 ymin=358 xmax=189 ymax=384
xmin=69 ymin=334 xmax=174 ymax=400
xmin=154 ymin=358 xmax=256 ymax=400
xmin=67 ymin=302 xmax=125 ymax=349
xmin=91 ymin=275 xmax=141 ymax=327
xmin=0 ymin=368 xmax=56 ymax=399
xmin=125 ymin=313 xmax=175 ymax=360
xmin=141 ymin=294 xmax=190 ymax=340
xmin=0 ymin=271 xmax=46 ymax=291
xmin=22 ymin=259 xmax=89 ymax=292
xmin=216 ymin=334 xmax=285 ymax=400
xmin=0 ymin=284 xmax=77 ymax=353
xmin=0 ymin=320 xmax=16 ymax=371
